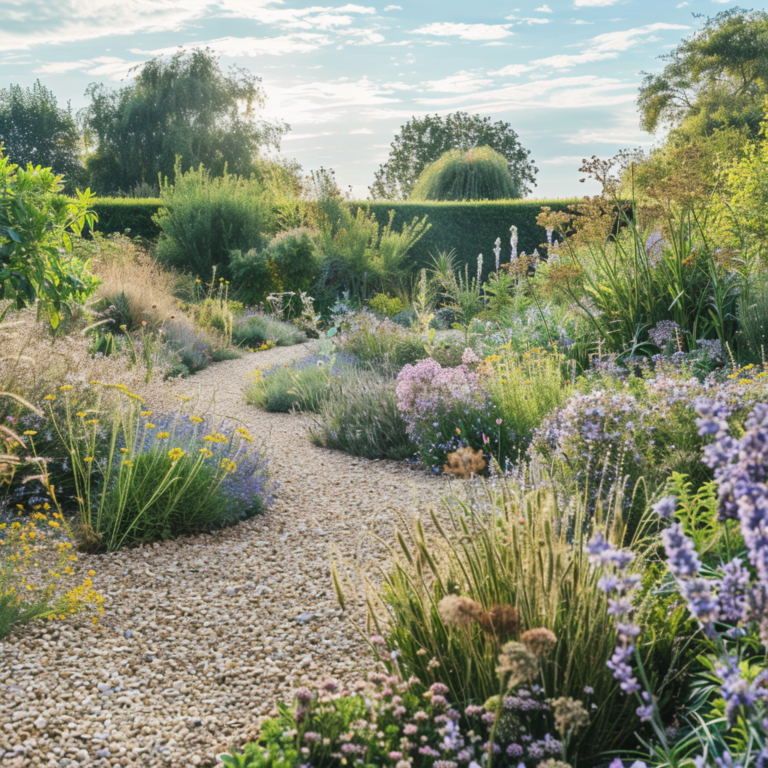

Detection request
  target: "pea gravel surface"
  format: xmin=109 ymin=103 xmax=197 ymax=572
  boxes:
xmin=0 ymin=343 xmax=449 ymax=768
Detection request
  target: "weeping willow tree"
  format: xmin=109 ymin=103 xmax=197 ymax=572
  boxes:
xmin=409 ymin=145 xmax=520 ymax=201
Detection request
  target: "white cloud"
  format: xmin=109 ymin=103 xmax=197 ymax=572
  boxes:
xmin=532 ymin=50 xmax=617 ymax=69
xmin=350 ymin=127 xmax=374 ymax=133
xmin=411 ymin=22 xmax=513 ymax=41
xmin=676 ymin=1 xmax=689 ymax=6
xmin=383 ymin=4 xmax=402 ymax=9
xmin=424 ymin=71 xmax=493 ymax=93
xmin=506 ymin=15 xmax=550 ymax=24
xmin=574 ymin=0 xmax=620 ymax=6
xmin=490 ymin=63 xmax=535 ymax=77
xmin=535 ymin=4 xmax=553 ymax=11
xmin=34 ymin=60 xmax=87 ymax=75
xmin=34 ymin=55 xmax=143 ymax=80
xmin=136 ymin=33 xmax=333 ymax=58
xmin=540 ymin=155 xmax=589 ymax=165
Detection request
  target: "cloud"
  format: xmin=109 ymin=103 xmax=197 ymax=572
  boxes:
xmin=136 ymin=33 xmax=333 ymax=58
xmin=411 ymin=22 xmax=513 ymax=41
xmin=573 ymin=0 xmax=620 ymax=6
xmin=383 ymin=4 xmax=401 ymax=9
xmin=529 ymin=21 xmax=690 ymax=70
xmin=535 ymin=4 xmax=553 ymax=11
xmin=506 ymin=15 xmax=550 ymax=25
xmin=563 ymin=109 xmax=654 ymax=145
xmin=539 ymin=155 xmax=589 ymax=165
xmin=350 ymin=127 xmax=374 ymax=133
xmin=424 ymin=71 xmax=494 ymax=93
xmin=676 ymin=1 xmax=689 ymax=6
xmin=490 ymin=63 xmax=535 ymax=77
xmin=34 ymin=55 xmax=143 ymax=80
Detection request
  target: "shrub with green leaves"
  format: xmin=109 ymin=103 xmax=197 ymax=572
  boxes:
xmin=0 ymin=149 xmax=98 ymax=327
xmin=410 ymin=146 xmax=519 ymax=201
xmin=230 ymin=228 xmax=320 ymax=307
xmin=232 ymin=313 xmax=306 ymax=348
xmin=335 ymin=311 xmax=426 ymax=370
xmin=154 ymin=161 xmax=275 ymax=279
xmin=310 ymin=369 xmax=414 ymax=460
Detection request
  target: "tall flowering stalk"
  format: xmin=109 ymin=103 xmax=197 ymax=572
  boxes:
xmin=510 ymin=225 xmax=518 ymax=262
xmin=494 ymin=237 xmax=502 ymax=274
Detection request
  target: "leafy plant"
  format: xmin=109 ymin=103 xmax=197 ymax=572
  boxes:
xmin=232 ymin=312 xmax=306 ymax=348
xmin=246 ymin=360 xmax=334 ymax=413
xmin=0 ymin=148 xmax=98 ymax=327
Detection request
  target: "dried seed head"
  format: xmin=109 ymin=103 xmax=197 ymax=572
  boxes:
xmin=438 ymin=594 xmax=484 ymax=628
xmin=443 ymin=447 xmax=486 ymax=479
xmin=550 ymin=696 xmax=590 ymax=737
xmin=497 ymin=641 xmax=539 ymax=688
xmin=476 ymin=604 xmax=519 ymax=638
xmin=520 ymin=627 xmax=557 ymax=656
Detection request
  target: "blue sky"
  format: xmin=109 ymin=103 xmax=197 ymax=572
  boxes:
xmin=0 ymin=0 xmax=752 ymax=197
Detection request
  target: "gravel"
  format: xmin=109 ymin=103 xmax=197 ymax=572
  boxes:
xmin=0 ymin=343 xmax=448 ymax=767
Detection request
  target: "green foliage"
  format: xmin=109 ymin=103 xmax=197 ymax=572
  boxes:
xmin=410 ymin=146 xmax=519 ymax=201
xmin=310 ymin=370 xmax=414 ymax=460
xmin=638 ymin=9 xmax=768 ymax=140
xmin=0 ymin=150 xmax=98 ymax=327
xmin=246 ymin=363 xmax=331 ymax=413
xmin=370 ymin=111 xmax=537 ymax=199
xmin=89 ymin=197 xmax=161 ymax=239
xmin=231 ymin=313 xmax=306 ymax=348
xmin=336 ymin=311 xmax=427 ymax=370
xmin=154 ymin=161 xmax=275 ymax=278
xmin=367 ymin=292 xmax=404 ymax=318
xmin=0 ymin=80 xmax=84 ymax=191
xmin=230 ymin=228 xmax=320 ymax=306
xmin=737 ymin=274 xmax=768 ymax=361
xmin=355 ymin=199 xmax=577 ymax=282
xmin=82 ymin=48 xmax=285 ymax=194
xmin=357 ymin=464 xmax=684 ymax=758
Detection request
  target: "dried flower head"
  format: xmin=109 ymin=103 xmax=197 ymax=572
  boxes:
xmin=438 ymin=594 xmax=484 ymax=628
xmin=521 ymin=627 xmax=557 ymax=656
xmin=476 ymin=604 xmax=520 ymax=638
xmin=536 ymin=760 xmax=572 ymax=768
xmin=443 ymin=447 xmax=486 ymax=479
xmin=497 ymin=641 xmax=539 ymax=689
xmin=550 ymin=696 xmax=590 ymax=737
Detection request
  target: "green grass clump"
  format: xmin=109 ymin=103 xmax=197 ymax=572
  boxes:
xmin=246 ymin=363 xmax=331 ymax=413
xmin=310 ymin=370 xmax=414 ymax=460
xmin=232 ymin=314 xmax=306 ymax=348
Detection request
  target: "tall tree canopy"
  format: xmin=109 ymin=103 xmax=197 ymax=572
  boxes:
xmin=0 ymin=80 xmax=84 ymax=190
xmin=82 ymin=48 xmax=286 ymax=194
xmin=638 ymin=8 xmax=768 ymax=140
xmin=369 ymin=112 xmax=537 ymax=200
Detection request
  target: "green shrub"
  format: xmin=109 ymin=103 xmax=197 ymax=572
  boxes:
xmin=310 ymin=370 xmax=414 ymax=460
xmin=337 ymin=311 xmax=426 ymax=370
xmin=737 ymin=275 xmax=768 ymax=361
xmin=410 ymin=145 xmax=519 ymax=201
xmin=230 ymin=227 xmax=320 ymax=307
xmin=246 ymin=362 xmax=331 ymax=413
xmin=154 ymin=162 xmax=275 ymax=278
xmin=89 ymin=197 xmax=161 ymax=239
xmin=367 ymin=292 xmax=404 ymax=317
xmin=231 ymin=313 xmax=306 ymax=348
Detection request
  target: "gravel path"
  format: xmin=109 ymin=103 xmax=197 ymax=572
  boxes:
xmin=0 ymin=344 xmax=448 ymax=768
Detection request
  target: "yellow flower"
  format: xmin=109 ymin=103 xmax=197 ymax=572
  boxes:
xmin=199 ymin=448 xmax=213 ymax=458
xmin=168 ymin=447 xmax=185 ymax=461
xmin=86 ymin=420 xmax=99 ymax=425
xmin=145 ymin=423 xmax=156 ymax=429
xmin=120 ymin=448 xmax=129 ymax=453
xmin=174 ymin=395 xmax=192 ymax=402
xmin=83 ymin=457 xmax=94 ymax=463
xmin=156 ymin=432 xmax=170 ymax=440
xmin=236 ymin=427 xmax=253 ymax=442
xmin=140 ymin=411 xmax=153 ymax=417
xmin=48 ymin=521 xmax=60 ymax=528
xmin=190 ymin=416 xmax=203 ymax=424
xmin=456 ymin=428 xmax=461 ymax=435
xmin=123 ymin=460 xmax=133 ymax=467
xmin=43 ymin=395 xmax=56 ymax=401
xmin=76 ymin=411 xmax=87 ymax=418
xmin=23 ymin=430 xmax=37 ymax=436
xmin=88 ymin=570 xmax=95 ymax=577
xmin=59 ymin=385 xmax=73 ymax=392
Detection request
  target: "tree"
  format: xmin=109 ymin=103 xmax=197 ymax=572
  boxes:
xmin=638 ymin=8 xmax=768 ymax=140
xmin=0 ymin=81 xmax=84 ymax=191
xmin=369 ymin=112 xmax=536 ymax=200
xmin=410 ymin=146 xmax=519 ymax=201
xmin=0 ymin=148 xmax=98 ymax=328
xmin=81 ymin=48 xmax=286 ymax=194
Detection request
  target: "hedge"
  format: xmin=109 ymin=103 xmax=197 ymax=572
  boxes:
xmin=85 ymin=196 xmax=579 ymax=280
xmin=353 ymin=199 xmax=579 ymax=281
xmin=88 ymin=197 xmax=162 ymax=240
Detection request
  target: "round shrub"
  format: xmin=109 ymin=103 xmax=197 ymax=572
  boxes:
xmin=230 ymin=228 xmax=320 ymax=307
xmin=410 ymin=146 xmax=520 ymax=201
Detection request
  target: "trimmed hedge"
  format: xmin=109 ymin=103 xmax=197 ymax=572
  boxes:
xmin=89 ymin=197 xmax=162 ymax=240
xmin=354 ymin=199 xmax=579 ymax=280
xmin=86 ymin=196 xmax=578 ymax=280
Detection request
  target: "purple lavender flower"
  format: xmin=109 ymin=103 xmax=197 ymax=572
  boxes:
xmin=653 ymin=496 xmax=677 ymax=520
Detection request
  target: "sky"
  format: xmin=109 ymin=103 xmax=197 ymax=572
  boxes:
xmin=0 ymin=0 xmax=757 ymax=198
